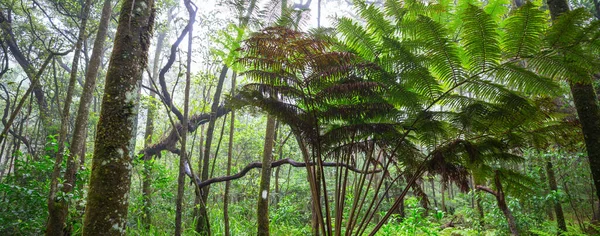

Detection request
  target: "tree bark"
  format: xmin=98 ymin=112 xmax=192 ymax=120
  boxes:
xmin=82 ymin=0 xmax=155 ymax=234
xmin=257 ymin=115 xmax=276 ymax=236
xmin=546 ymin=0 xmax=600 ymax=208
xmin=546 ymin=161 xmax=567 ymax=234
xmin=45 ymin=0 xmax=113 ymax=233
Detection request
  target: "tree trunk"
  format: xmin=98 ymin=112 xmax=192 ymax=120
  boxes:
xmin=175 ymin=3 xmax=194 ymax=234
xmin=196 ymin=66 xmax=227 ymax=235
xmin=46 ymin=0 xmax=92 ymax=234
xmin=82 ymin=0 xmax=155 ymax=234
xmin=546 ymin=0 xmax=600 ymax=208
xmin=257 ymin=115 xmax=276 ymax=236
xmin=546 ymin=161 xmax=567 ymax=233
xmin=493 ymin=172 xmax=519 ymax=236
xmin=224 ymin=73 xmax=236 ymax=236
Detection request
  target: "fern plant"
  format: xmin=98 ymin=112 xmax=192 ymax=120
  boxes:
xmin=233 ymin=0 xmax=599 ymax=235
xmin=334 ymin=0 xmax=598 ymax=234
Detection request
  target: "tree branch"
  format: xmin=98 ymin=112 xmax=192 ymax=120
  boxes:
xmin=476 ymin=185 xmax=498 ymax=197
xmin=184 ymin=158 xmax=381 ymax=189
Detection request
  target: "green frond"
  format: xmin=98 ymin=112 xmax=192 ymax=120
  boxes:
xmin=384 ymin=0 xmax=407 ymax=26
xmin=313 ymin=81 xmax=384 ymax=104
xmin=460 ymin=4 xmax=501 ymax=73
xmin=321 ymin=123 xmax=404 ymax=147
xmin=335 ymin=17 xmax=378 ymax=61
xmin=528 ymin=52 xmax=592 ymax=83
xmin=546 ymin=8 xmax=590 ymax=48
xmin=493 ymin=63 xmax=560 ymax=96
xmin=483 ymin=0 xmax=510 ymax=22
xmin=354 ymin=0 xmax=393 ymax=40
xmin=461 ymin=79 xmax=512 ymax=101
xmin=414 ymin=16 xmax=465 ymax=86
xmin=317 ymin=102 xmax=396 ymax=123
xmin=501 ymin=2 xmax=547 ymax=58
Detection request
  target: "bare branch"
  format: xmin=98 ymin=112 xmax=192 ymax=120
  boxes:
xmin=184 ymin=158 xmax=381 ymax=190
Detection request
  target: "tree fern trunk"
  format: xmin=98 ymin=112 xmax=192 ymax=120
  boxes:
xmin=547 ymin=0 xmax=600 ymax=210
xmin=257 ymin=115 xmax=276 ymax=236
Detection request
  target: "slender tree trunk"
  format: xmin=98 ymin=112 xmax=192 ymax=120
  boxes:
xmin=46 ymin=0 xmax=92 ymax=233
xmin=546 ymin=161 xmax=566 ymax=233
xmin=47 ymin=0 xmax=113 ymax=233
xmin=224 ymin=73 xmax=236 ymax=236
xmin=493 ymin=172 xmax=519 ymax=236
xmin=257 ymin=115 xmax=276 ymax=236
xmin=141 ymin=5 xmax=172 ymax=228
xmin=546 ymin=0 xmax=600 ymax=208
xmin=175 ymin=3 xmax=194 ymax=234
xmin=82 ymin=0 xmax=155 ymax=234
xmin=441 ymin=183 xmax=447 ymax=212
xmin=196 ymin=66 xmax=227 ymax=235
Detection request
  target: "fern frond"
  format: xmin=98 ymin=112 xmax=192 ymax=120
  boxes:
xmin=415 ymin=16 xmax=465 ymax=86
xmin=354 ymin=1 xmax=393 ymax=40
xmin=501 ymin=2 xmax=547 ymax=58
xmin=546 ymin=8 xmax=590 ymax=48
xmin=460 ymin=4 xmax=501 ymax=73
xmin=493 ymin=63 xmax=560 ymax=95
xmin=335 ymin=17 xmax=378 ymax=61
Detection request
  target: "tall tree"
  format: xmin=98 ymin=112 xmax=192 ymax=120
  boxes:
xmin=546 ymin=0 xmax=600 ymax=206
xmin=82 ymin=0 xmax=155 ymax=234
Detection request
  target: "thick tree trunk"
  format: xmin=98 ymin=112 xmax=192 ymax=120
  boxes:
xmin=224 ymin=73 xmax=236 ymax=236
xmin=546 ymin=161 xmax=567 ymax=233
xmin=546 ymin=0 xmax=600 ymax=208
xmin=46 ymin=0 xmax=92 ymax=234
xmin=82 ymin=0 xmax=155 ymax=234
xmin=257 ymin=115 xmax=276 ymax=236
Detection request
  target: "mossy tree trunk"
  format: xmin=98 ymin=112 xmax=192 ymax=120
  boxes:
xmin=82 ymin=0 xmax=155 ymax=234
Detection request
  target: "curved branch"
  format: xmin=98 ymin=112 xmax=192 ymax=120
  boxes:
xmin=140 ymin=103 xmax=232 ymax=157
xmin=184 ymin=158 xmax=381 ymax=190
xmin=476 ymin=185 xmax=498 ymax=196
